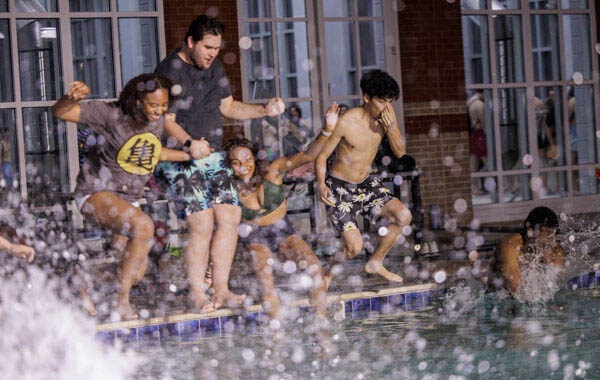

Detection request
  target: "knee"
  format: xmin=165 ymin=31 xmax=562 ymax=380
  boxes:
xmin=131 ymin=214 xmax=154 ymax=240
xmin=393 ymin=205 xmax=412 ymax=227
xmin=214 ymin=205 xmax=241 ymax=228
xmin=344 ymin=239 xmax=363 ymax=258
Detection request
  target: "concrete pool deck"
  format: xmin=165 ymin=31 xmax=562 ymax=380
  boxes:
xmin=92 ymin=227 xmax=506 ymax=340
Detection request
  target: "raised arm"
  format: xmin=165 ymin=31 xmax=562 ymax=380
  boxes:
xmin=51 ymin=81 xmax=90 ymax=122
xmin=269 ymin=102 xmax=339 ymax=175
xmin=220 ymin=95 xmax=285 ymax=120
xmin=378 ymin=106 xmax=406 ymax=157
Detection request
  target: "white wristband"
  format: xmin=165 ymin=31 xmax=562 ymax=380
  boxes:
xmin=321 ymin=130 xmax=332 ymax=137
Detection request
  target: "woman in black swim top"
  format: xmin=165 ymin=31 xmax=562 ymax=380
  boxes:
xmin=224 ymin=102 xmax=339 ymax=325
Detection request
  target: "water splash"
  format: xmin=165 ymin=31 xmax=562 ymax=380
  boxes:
xmin=0 ymin=267 xmax=140 ymax=379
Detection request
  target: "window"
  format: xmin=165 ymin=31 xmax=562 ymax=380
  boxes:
xmin=0 ymin=0 xmax=164 ymax=207
xmin=237 ymin=0 xmax=401 ymax=160
xmin=462 ymin=0 xmax=598 ymax=219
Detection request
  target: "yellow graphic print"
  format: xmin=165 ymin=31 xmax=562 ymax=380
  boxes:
xmin=117 ymin=132 xmax=162 ymax=175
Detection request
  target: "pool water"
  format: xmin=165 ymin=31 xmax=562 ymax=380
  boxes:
xmin=128 ymin=287 xmax=600 ymax=379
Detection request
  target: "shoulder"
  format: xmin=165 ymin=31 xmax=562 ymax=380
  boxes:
xmin=500 ymin=233 xmax=523 ymax=254
xmin=156 ymin=49 xmax=186 ymax=78
xmin=337 ymin=108 xmax=363 ymax=129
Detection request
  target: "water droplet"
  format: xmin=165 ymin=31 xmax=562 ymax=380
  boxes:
xmin=522 ymin=154 xmax=533 ymax=166
xmin=572 ymin=71 xmax=584 ymax=85
xmin=442 ymin=156 xmax=454 ymax=166
xmin=170 ymin=84 xmax=182 ymax=96
xmin=434 ymin=270 xmax=447 ymax=283
xmin=223 ymin=52 xmax=236 ymax=65
xmin=238 ymin=36 xmax=252 ymax=50
xmin=454 ymin=198 xmax=468 ymax=214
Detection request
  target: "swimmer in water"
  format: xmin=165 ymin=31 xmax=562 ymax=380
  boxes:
xmin=493 ymin=206 xmax=565 ymax=295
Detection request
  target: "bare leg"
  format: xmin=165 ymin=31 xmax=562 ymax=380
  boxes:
xmin=364 ymin=198 xmax=410 ymax=283
xmin=324 ymin=229 xmax=363 ymax=290
xmin=246 ymin=243 xmax=281 ymax=319
xmin=82 ymin=192 xmax=154 ymax=320
xmin=184 ymin=210 xmax=215 ymax=313
xmin=279 ymin=235 xmax=327 ymax=320
xmin=210 ymin=204 xmax=246 ymax=309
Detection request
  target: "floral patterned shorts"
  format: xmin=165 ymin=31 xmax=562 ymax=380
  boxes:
xmin=325 ymin=174 xmax=393 ymax=235
xmin=156 ymin=151 xmax=238 ymax=217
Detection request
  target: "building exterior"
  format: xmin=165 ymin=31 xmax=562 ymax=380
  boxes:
xmin=0 ymin=0 xmax=598 ymax=227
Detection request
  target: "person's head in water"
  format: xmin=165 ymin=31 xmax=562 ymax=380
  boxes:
xmin=360 ymin=70 xmax=400 ymax=120
xmin=184 ymin=15 xmax=226 ymax=70
xmin=524 ymin=206 xmax=559 ymax=240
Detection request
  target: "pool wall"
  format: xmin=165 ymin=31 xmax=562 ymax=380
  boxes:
xmin=96 ymin=283 xmax=444 ymax=345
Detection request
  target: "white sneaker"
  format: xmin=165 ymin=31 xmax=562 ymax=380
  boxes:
xmin=421 ymin=243 xmax=430 ymax=254
xmin=430 ymin=241 xmax=439 ymax=253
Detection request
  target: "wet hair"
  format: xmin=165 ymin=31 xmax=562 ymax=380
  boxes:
xmin=185 ymin=15 xmax=225 ymax=43
xmin=360 ymin=70 xmax=400 ymax=100
xmin=223 ymin=138 xmax=269 ymax=190
xmin=117 ymin=73 xmax=174 ymax=126
xmin=523 ymin=206 xmax=559 ymax=232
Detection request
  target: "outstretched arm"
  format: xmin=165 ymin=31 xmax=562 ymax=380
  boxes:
xmin=160 ymin=147 xmax=191 ymax=162
xmin=268 ymin=102 xmax=339 ymax=176
xmin=0 ymin=235 xmax=35 ymax=263
xmin=164 ymin=113 xmax=213 ymax=159
xmin=220 ymin=96 xmax=285 ymax=120
xmin=51 ymin=81 xmax=90 ymax=122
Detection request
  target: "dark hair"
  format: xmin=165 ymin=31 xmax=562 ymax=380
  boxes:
xmin=288 ymin=105 xmax=302 ymax=119
xmin=524 ymin=206 xmax=559 ymax=231
xmin=360 ymin=70 xmax=400 ymax=100
xmin=117 ymin=73 xmax=174 ymax=126
xmin=223 ymin=138 xmax=269 ymax=190
xmin=185 ymin=15 xmax=225 ymax=43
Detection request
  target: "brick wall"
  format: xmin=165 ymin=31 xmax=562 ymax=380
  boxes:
xmin=398 ymin=1 xmax=473 ymax=227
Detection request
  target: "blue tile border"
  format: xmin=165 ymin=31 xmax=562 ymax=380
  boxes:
xmin=96 ymin=284 xmax=444 ymax=345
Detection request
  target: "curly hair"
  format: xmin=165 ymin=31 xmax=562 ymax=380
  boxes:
xmin=223 ymin=138 xmax=270 ymax=191
xmin=360 ymin=69 xmax=400 ymax=100
xmin=117 ymin=73 xmax=174 ymax=126
xmin=185 ymin=15 xmax=225 ymax=43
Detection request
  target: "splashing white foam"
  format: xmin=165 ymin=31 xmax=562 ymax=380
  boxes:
xmin=0 ymin=268 xmax=141 ymax=379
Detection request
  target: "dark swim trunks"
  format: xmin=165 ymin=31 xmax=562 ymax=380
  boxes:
xmin=325 ymin=174 xmax=393 ymax=235
xmin=238 ymin=215 xmax=296 ymax=253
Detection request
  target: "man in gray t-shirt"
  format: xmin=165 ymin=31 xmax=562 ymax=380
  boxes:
xmin=155 ymin=15 xmax=284 ymax=312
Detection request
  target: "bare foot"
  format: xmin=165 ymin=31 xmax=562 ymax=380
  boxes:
xmin=188 ymin=292 xmax=215 ymax=314
xmin=365 ymin=261 xmax=403 ymax=283
xmin=80 ymin=289 xmax=97 ymax=317
xmin=116 ymin=304 xmax=139 ymax=320
xmin=212 ymin=290 xmax=247 ymax=309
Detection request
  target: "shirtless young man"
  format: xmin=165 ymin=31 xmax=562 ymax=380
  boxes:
xmin=315 ymin=70 xmax=412 ymax=286
xmin=495 ymin=206 xmax=565 ymax=294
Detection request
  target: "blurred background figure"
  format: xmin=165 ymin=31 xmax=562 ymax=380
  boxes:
xmin=467 ymin=90 xmax=488 ymax=196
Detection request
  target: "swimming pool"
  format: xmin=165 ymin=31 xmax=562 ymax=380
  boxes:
xmin=122 ymin=287 xmax=600 ymax=379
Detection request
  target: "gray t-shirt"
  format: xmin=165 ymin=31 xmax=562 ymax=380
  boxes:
xmin=75 ymin=100 xmax=164 ymax=202
xmin=155 ymin=49 xmax=232 ymax=149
